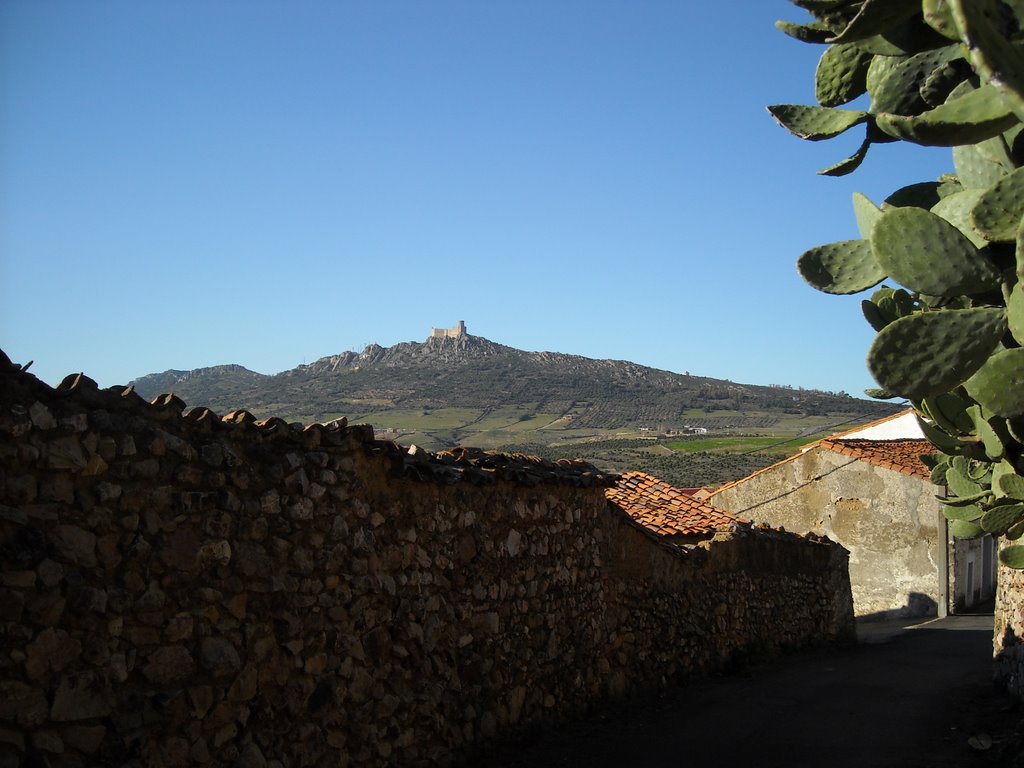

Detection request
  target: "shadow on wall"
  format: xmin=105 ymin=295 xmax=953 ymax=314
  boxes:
xmin=996 ymin=626 xmax=1023 ymax=697
xmin=856 ymin=593 xmax=938 ymax=624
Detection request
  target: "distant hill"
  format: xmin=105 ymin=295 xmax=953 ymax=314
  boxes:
xmin=132 ymin=331 xmax=894 ymax=429
xmin=130 ymin=329 xmax=900 ymax=488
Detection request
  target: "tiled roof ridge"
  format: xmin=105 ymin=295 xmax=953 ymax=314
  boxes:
xmin=607 ymin=471 xmax=836 ymax=548
xmin=818 ymin=437 xmax=934 ymax=479
xmin=0 ymin=350 xmax=615 ymax=489
xmin=606 ymin=470 xmax=747 ymax=538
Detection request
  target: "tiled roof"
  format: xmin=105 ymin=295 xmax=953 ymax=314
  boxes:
xmin=606 ymin=471 xmax=745 ymax=538
xmin=818 ymin=438 xmax=934 ymax=480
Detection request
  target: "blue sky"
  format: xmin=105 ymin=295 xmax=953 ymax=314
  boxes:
xmin=1 ymin=2 xmax=947 ymax=398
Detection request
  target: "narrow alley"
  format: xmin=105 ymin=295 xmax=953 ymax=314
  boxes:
xmin=470 ymin=615 xmax=1022 ymax=768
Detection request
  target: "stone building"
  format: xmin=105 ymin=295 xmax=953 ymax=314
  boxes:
xmin=707 ymin=411 xmax=997 ymax=619
xmin=430 ymin=320 xmax=466 ymax=339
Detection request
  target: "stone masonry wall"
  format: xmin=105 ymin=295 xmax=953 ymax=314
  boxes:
xmin=0 ymin=359 xmax=854 ymax=767
xmin=995 ymin=540 xmax=1024 ymax=699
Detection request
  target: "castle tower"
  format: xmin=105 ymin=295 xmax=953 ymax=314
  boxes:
xmin=430 ymin=321 xmax=468 ymax=339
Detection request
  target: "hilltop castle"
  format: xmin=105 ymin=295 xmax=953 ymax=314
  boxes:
xmin=430 ymin=320 xmax=466 ymax=339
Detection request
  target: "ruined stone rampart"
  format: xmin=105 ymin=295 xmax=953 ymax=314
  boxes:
xmin=0 ymin=357 xmax=853 ymax=766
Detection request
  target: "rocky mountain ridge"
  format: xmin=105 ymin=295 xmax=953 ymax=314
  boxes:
xmin=130 ymin=333 xmax=897 ymax=431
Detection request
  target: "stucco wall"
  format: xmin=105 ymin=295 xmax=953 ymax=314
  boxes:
xmin=0 ymin=360 xmax=855 ymax=766
xmin=708 ymin=447 xmax=943 ymax=619
xmin=840 ymin=411 xmax=923 ymax=440
xmin=952 ymin=535 xmax=995 ymax=613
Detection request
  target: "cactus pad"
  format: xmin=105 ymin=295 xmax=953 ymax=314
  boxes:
xmin=967 ymin=405 xmax=1007 ymax=460
xmin=1008 ymin=284 xmax=1024 ymax=344
xmin=818 ymin=139 xmax=871 ymax=176
xmin=867 ymin=307 xmax=1006 ymax=400
xmin=921 ymin=58 xmax=972 ymax=108
xmin=797 ymin=239 xmax=886 ymax=294
xmin=1017 ymin=213 xmax=1024 ymax=281
xmin=954 ymin=142 xmax=1011 ymax=189
xmin=930 ymin=457 xmax=951 ymax=485
xmin=875 ymin=84 xmax=1017 ymax=146
xmin=970 ymin=166 xmax=1024 ymax=242
xmin=947 ymin=461 xmax=984 ymax=498
xmin=767 ymin=104 xmax=869 ymax=140
xmin=776 ymin=19 xmax=834 ymax=44
xmin=964 ymin=348 xmax=1024 ymax=417
xmin=981 ymin=503 xmax=1024 ymax=534
xmin=926 ymin=392 xmax=975 ymax=434
xmin=853 ymin=192 xmax=883 ymax=238
xmin=868 ymin=45 xmax=962 ymax=116
xmin=951 ymin=519 xmax=985 ymax=538
xmin=884 ymin=180 xmax=960 ymax=209
xmin=950 ymin=0 xmax=1024 ymax=123
xmin=861 ymin=298 xmax=890 ymax=331
xmin=871 ymin=207 xmax=1001 ymax=295
xmin=998 ymin=472 xmax=1024 ymax=500
xmin=816 ymin=43 xmax=871 ymax=106
xmin=827 ymin=0 xmax=922 ymax=44
xmin=944 ymin=504 xmax=985 ymax=522
xmin=931 ymin=188 xmax=988 ymax=247
xmin=1000 ymin=544 xmax=1024 ymax=567
xmin=923 ymin=0 xmax=961 ymax=41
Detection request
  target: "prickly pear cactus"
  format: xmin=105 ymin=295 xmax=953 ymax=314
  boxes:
xmin=772 ymin=0 xmax=1024 ymax=568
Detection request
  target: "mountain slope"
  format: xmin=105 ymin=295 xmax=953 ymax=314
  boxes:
xmin=131 ymin=332 xmax=896 ymax=433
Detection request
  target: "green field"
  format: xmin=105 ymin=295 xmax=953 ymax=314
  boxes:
xmin=666 ymin=435 xmax=819 ymax=454
xmin=347 ymin=407 xmax=482 ymax=430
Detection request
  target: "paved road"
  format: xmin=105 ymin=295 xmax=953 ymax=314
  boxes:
xmin=469 ymin=615 xmax=1022 ymax=768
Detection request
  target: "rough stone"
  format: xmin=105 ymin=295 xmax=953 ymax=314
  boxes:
xmin=30 ymin=730 xmax=64 ymax=754
xmin=61 ymin=725 xmax=107 ymax=755
xmin=50 ymin=671 xmax=114 ymax=721
xmin=51 ymin=525 xmax=97 ymax=567
xmin=29 ymin=402 xmax=57 ymax=429
xmin=237 ymin=741 xmax=268 ymax=768
xmin=200 ymin=637 xmax=241 ymax=678
xmin=142 ymin=644 xmax=196 ymax=686
xmin=0 ymin=588 xmax=24 ymax=622
xmin=0 ymin=680 xmax=49 ymax=727
xmin=197 ymin=539 xmax=232 ymax=569
xmin=25 ymin=628 xmax=81 ymax=680
xmin=228 ymin=664 xmax=259 ymax=702
xmin=46 ymin=437 xmax=87 ymax=470
xmin=37 ymin=558 xmax=64 ymax=587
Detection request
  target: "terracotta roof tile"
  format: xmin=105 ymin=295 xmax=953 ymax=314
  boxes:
xmin=818 ymin=438 xmax=934 ymax=480
xmin=606 ymin=471 xmax=745 ymax=538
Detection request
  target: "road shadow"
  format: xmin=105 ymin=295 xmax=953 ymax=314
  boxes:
xmin=465 ymin=615 xmax=1022 ymax=768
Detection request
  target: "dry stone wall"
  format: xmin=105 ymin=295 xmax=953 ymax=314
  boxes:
xmin=0 ymin=357 xmax=854 ymax=767
xmin=995 ymin=541 xmax=1024 ymax=699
